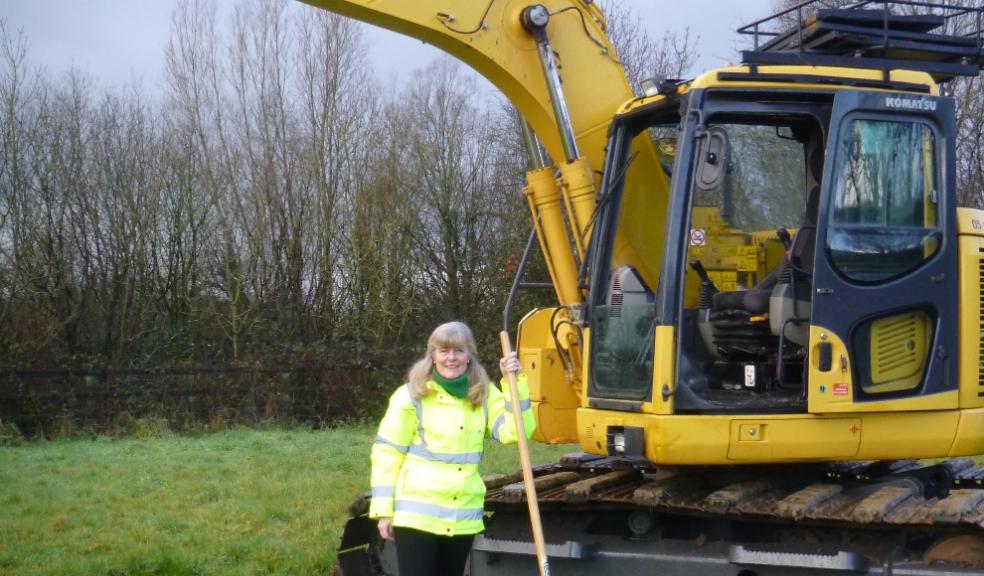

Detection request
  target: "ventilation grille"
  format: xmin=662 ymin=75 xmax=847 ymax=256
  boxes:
xmin=870 ymin=311 xmax=929 ymax=387
xmin=873 ymin=316 xmax=919 ymax=375
xmin=608 ymin=273 xmax=624 ymax=318
xmin=610 ymin=276 xmax=624 ymax=305
xmin=607 ymin=266 xmax=650 ymax=318
xmin=978 ymin=250 xmax=984 ymax=394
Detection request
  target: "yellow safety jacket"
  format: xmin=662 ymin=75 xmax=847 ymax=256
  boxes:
xmin=369 ymin=374 xmax=535 ymax=536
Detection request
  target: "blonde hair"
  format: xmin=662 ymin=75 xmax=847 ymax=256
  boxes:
xmin=407 ymin=321 xmax=490 ymax=407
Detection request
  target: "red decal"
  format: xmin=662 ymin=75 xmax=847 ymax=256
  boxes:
xmin=833 ymin=383 xmax=849 ymax=396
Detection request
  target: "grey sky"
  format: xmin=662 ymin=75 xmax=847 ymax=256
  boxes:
xmin=3 ymin=0 xmax=774 ymax=92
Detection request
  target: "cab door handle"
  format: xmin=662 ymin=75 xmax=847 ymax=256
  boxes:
xmin=818 ymin=342 xmax=833 ymax=372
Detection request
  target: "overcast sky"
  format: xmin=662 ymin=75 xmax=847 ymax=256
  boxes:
xmin=3 ymin=0 xmax=774 ymax=93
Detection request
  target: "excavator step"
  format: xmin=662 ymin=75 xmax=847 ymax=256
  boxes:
xmin=472 ymin=535 xmax=598 ymax=560
xmin=728 ymin=546 xmax=869 ymax=573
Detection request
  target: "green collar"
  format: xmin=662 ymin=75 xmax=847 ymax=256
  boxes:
xmin=432 ymin=368 xmax=470 ymax=399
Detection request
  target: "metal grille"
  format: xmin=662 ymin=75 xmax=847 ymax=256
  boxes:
xmin=978 ymin=249 xmax=984 ymax=395
xmin=872 ymin=315 xmax=920 ymax=377
xmin=608 ymin=275 xmax=623 ymax=318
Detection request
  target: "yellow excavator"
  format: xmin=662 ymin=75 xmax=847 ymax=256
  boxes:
xmin=308 ymin=0 xmax=984 ymax=573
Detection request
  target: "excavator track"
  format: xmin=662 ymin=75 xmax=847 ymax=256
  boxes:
xmin=337 ymin=456 xmax=984 ymax=576
xmin=484 ymin=455 xmax=984 ymax=530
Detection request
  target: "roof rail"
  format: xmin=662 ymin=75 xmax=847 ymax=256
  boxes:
xmin=737 ymin=0 xmax=984 ymax=82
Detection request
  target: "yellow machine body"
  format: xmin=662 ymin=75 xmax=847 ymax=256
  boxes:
xmin=523 ymin=68 xmax=984 ymax=465
xmin=301 ymin=0 xmax=984 ymax=467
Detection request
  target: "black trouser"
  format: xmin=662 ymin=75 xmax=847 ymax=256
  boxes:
xmin=393 ymin=526 xmax=475 ymax=576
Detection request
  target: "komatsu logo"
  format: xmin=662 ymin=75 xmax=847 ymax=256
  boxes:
xmin=883 ymin=96 xmax=937 ymax=111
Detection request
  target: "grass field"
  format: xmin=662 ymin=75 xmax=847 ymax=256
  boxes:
xmin=0 ymin=425 xmax=574 ymax=576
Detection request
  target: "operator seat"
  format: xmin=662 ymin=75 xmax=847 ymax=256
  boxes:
xmin=698 ymin=182 xmax=820 ymax=359
xmin=789 ymin=183 xmax=820 ymax=274
xmin=788 ymin=137 xmax=824 ymax=279
xmin=710 ymin=261 xmax=784 ymax=314
xmin=710 ymin=183 xmax=819 ymax=314
xmin=711 ymin=135 xmax=823 ymax=317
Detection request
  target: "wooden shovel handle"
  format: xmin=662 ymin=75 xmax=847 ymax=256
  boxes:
xmin=499 ymin=331 xmax=550 ymax=576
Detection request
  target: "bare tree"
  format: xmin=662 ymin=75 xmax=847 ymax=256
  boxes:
xmin=296 ymin=8 xmax=375 ymax=342
xmin=0 ymin=0 xmax=561 ymax=370
xmin=392 ymin=60 xmax=528 ymax=341
xmin=0 ymin=19 xmax=41 ymax=356
xmin=163 ymin=0 xmax=384 ymax=360
xmin=599 ymin=1 xmax=699 ymax=92
xmin=338 ymin=107 xmax=421 ymax=356
xmin=165 ymin=0 xmax=248 ymax=361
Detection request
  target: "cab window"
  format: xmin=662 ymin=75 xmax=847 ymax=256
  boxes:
xmin=827 ymin=118 xmax=940 ymax=283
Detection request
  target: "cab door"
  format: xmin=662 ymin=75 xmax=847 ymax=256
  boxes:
xmin=808 ymin=90 xmax=958 ymax=413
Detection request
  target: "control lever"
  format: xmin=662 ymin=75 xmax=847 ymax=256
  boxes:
xmin=689 ymin=260 xmax=718 ymax=310
xmin=776 ymin=227 xmax=792 ymax=251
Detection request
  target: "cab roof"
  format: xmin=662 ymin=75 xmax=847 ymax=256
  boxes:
xmin=617 ymin=64 xmax=939 ymax=118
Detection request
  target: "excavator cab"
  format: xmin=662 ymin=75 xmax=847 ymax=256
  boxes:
xmin=584 ymin=76 xmax=966 ymax=464
xmin=587 ymin=93 xmax=832 ymax=413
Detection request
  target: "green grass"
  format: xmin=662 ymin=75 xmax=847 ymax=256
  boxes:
xmin=0 ymin=426 xmax=574 ymax=576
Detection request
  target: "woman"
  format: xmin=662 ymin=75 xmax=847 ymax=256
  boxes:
xmin=368 ymin=321 xmax=535 ymax=576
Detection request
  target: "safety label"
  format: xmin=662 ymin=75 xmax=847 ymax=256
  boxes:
xmin=744 ymin=365 xmax=756 ymax=388
xmin=690 ymin=228 xmax=706 ymax=246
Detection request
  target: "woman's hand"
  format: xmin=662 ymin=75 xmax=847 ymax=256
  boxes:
xmin=499 ymin=352 xmax=520 ymax=378
xmin=377 ymin=517 xmax=394 ymax=541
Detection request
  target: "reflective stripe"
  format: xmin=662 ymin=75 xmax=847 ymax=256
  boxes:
xmin=395 ymin=499 xmax=484 ymax=522
xmin=505 ymin=398 xmax=532 ymax=413
xmin=372 ymin=486 xmax=395 ymax=498
xmin=406 ymin=383 xmax=484 ymax=464
xmin=374 ymin=434 xmax=409 ymax=454
xmin=409 ymin=444 xmax=482 ymax=465
xmin=480 ymin=398 xmax=488 ymax=455
xmin=410 ymin=386 xmax=426 ymax=444
xmin=491 ymin=414 xmax=505 ymax=441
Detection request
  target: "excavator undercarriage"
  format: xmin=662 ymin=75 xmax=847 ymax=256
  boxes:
xmin=338 ymin=456 xmax=984 ymax=576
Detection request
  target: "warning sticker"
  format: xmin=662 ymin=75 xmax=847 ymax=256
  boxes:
xmin=744 ymin=365 xmax=756 ymax=388
xmin=690 ymin=228 xmax=706 ymax=246
xmin=709 ymin=270 xmax=737 ymax=292
xmin=738 ymin=255 xmax=758 ymax=272
xmin=833 ymin=383 xmax=849 ymax=396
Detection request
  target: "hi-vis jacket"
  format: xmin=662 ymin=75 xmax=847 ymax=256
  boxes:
xmin=369 ymin=375 xmax=535 ymax=536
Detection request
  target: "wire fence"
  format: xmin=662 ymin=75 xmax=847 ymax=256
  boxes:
xmin=0 ymin=364 xmax=400 ymax=438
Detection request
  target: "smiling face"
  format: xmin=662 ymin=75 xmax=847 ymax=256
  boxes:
xmin=432 ymin=344 xmax=469 ymax=380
